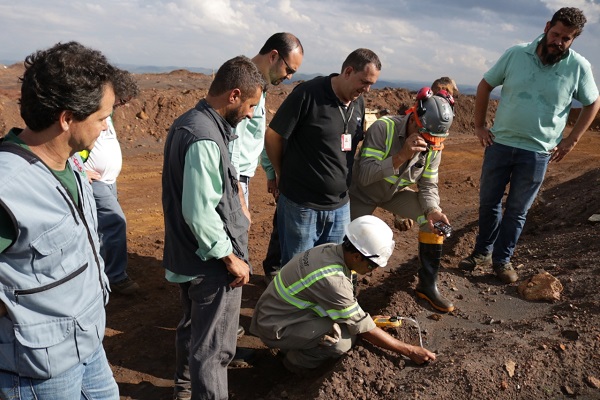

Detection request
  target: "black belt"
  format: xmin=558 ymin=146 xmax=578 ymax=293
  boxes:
xmin=239 ymin=175 xmax=250 ymax=184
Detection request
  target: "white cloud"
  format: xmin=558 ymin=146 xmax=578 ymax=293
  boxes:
xmin=1 ymin=0 xmax=599 ymax=86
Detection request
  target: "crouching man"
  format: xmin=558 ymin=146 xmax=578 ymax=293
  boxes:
xmin=250 ymin=215 xmax=435 ymax=372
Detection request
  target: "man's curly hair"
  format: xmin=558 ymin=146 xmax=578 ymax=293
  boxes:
xmin=551 ymin=7 xmax=587 ymax=38
xmin=19 ymin=41 xmax=138 ymax=132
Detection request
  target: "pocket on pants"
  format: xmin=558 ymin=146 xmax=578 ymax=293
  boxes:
xmin=188 ymin=275 xmax=228 ymax=306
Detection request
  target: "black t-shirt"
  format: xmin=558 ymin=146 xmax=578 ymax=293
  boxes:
xmin=270 ymin=74 xmax=365 ymax=210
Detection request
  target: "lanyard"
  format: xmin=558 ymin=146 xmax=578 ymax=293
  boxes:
xmin=338 ymin=104 xmax=355 ymax=134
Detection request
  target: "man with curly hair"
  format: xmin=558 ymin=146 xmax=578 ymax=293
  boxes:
xmin=462 ymin=7 xmax=600 ymax=283
xmin=0 ymin=41 xmax=136 ymax=399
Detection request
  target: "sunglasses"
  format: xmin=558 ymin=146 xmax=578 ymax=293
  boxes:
xmin=278 ymin=52 xmax=296 ymax=75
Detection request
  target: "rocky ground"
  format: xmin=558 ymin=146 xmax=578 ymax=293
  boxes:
xmin=1 ymin=64 xmax=599 ymax=400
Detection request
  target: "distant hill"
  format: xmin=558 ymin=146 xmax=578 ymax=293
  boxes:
xmin=115 ymin=63 xmax=483 ymax=94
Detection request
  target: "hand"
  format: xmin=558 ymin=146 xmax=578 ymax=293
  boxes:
xmin=394 ymin=133 xmax=428 ymax=168
xmin=266 ymin=178 xmax=279 ymax=200
xmin=427 ymin=210 xmax=449 ymax=235
xmin=86 ymin=169 xmax=101 ymax=183
xmin=550 ymin=138 xmax=575 ymax=163
xmin=474 ymin=126 xmax=494 ymax=147
xmin=404 ymin=133 xmax=428 ymax=155
xmin=408 ymin=345 xmax=436 ymax=365
xmin=221 ymin=253 xmax=250 ymax=288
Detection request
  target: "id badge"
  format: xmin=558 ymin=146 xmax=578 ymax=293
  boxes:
xmin=341 ymin=133 xmax=352 ymax=151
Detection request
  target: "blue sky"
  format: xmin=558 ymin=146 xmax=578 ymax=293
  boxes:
xmin=1 ymin=0 xmax=599 ymax=87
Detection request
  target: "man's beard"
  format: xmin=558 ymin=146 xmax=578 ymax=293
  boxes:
xmin=539 ymin=34 xmax=567 ymax=65
xmin=225 ymin=107 xmax=244 ymax=128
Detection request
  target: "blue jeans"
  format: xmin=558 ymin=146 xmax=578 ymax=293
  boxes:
xmin=0 ymin=345 xmax=118 ymax=399
xmin=92 ymin=181 xmax=128 ymax=284
xmin=262 ymin=207 xmax=281 ymax=275
xmin=475 ymin=142 xmax=550 ymax=264
xmin=239 ymin=176 xmax=249 ymax=208
xmin=277 ymin=194 xmax=350 ymax=266
xmin=174 ymin=274 xmax=242 ymax=400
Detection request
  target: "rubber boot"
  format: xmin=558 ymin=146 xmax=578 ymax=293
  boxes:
xmin=415 ymin=233 xmax=455 ymax=313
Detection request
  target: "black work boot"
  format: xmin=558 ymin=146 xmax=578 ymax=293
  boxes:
xmin=415 ymin=242 xmax=455 ymax=313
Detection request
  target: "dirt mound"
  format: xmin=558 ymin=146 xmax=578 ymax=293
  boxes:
xmin=1 ymin=68 xmax=599 ymax=400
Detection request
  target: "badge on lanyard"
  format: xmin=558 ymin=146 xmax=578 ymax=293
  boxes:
xmin=338 ymin=104 xmax=354 ymax=152
xmin=341 ymin=133 xmax=352 ymax=151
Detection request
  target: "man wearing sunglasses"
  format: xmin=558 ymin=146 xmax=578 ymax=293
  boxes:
xmin=229 ymin=32 xmax=303 ymax=209
xmin=227 ymin=32 xmax=303 ymax=367
xmin=250 ymin=215 xmax=435 ymax=373
xmin=349 ymin=90 xmax=456 ymax=313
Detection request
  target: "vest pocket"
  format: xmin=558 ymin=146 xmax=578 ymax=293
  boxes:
xmin=30 ymin=213 xmax=79 ymax=280
xmin=9 ymin=294 xmax=104 ymax=379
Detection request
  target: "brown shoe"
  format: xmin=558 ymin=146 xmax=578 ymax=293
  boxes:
xmin=459 ymin=252 xmax=492 ymax=270
xmin=111 ymin=277 xmax=139 ymax=295
xmin=493 ymin=262 xmax=518 ymax=284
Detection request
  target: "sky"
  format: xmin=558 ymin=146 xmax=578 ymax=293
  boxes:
xmin=1 ymin=0 xmax=599 ymax=87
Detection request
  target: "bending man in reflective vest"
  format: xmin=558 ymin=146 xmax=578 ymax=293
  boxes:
xmin=349 ymin=89 xmax=456 ymax=313
xmin=250 ymin=215 xmax=435 ymax=372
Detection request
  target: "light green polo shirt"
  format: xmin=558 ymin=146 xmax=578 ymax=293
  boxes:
xmin=228 ymin=92 xmax=267 ymax=178
xmin=484 ymin=34 xmax=599 ymax=153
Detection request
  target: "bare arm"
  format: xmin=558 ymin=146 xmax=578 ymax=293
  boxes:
xmin=264 ymin=127 xmax=284 ymax=183
xmin=359 ymin=326 xmax=436 ymax=364
xmin=474 ymin=79 xmax=495 ymax=147
xmin=551 ymin=96 xmax=600 ymax=162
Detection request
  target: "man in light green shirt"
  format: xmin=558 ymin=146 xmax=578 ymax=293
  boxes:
xmin=462 ymin=7 xmax=600 ymax=284
xmin=228 ymin=32 xmax=303 ymax=207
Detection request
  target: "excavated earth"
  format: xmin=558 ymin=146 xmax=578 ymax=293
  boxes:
xmin=1 ymin=64 xmax=600 ymax=400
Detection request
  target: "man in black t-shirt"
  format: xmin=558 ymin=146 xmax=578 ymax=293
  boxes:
xmin=264 ymin=48 xmax=381 ymax=266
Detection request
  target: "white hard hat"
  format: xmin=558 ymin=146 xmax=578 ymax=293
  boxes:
xmin=344 ymin=215 xmax=395 ymax=267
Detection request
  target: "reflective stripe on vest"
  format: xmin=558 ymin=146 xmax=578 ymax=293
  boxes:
xmin=273 ymin=264 xmax=362 ymax=320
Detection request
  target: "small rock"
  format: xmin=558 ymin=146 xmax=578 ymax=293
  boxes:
xmin=586 ymin=376 xmax=600 ymax=388
xmin=500 ymin=380 xmax=508 ymax=390
xmin=562 ymin=385 xmax=575 ymax=395
xmin=136 ymin=110 xmax=149 ymax=120
xmin=558 ymin=343 xmax=567 ymax=351
xmin=505 ymin=360 xmax=516 ymax=377
xmin=588 ymin=214 xmax=600 ymax=223
xmin=517 ymin=271 xmax=563 ymax=302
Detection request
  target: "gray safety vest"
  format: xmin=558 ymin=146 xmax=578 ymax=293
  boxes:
xmin=0 ymin=142 xmax=109 ymax=379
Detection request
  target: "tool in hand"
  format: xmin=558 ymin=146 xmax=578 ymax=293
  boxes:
xmin=373 ymin=315 xmax=425 ymax=348
xmin=373 ymin=315 xmax=402 ymax=329
xmin=433 ymin=220 xmax=452 ymax=238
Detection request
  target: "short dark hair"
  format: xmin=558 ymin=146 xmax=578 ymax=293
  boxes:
xmin=208 ymin=55 xmax=266 ymax=100
xmin=341 ymin=48 xmax=381 ymax=73
xmin=550 ymin=7 xmax=587 ymax=37
xmin=258 ymin=32 xmax=304 ymax=58
xmin=19 ymin=41 xmax=135 ymax=132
